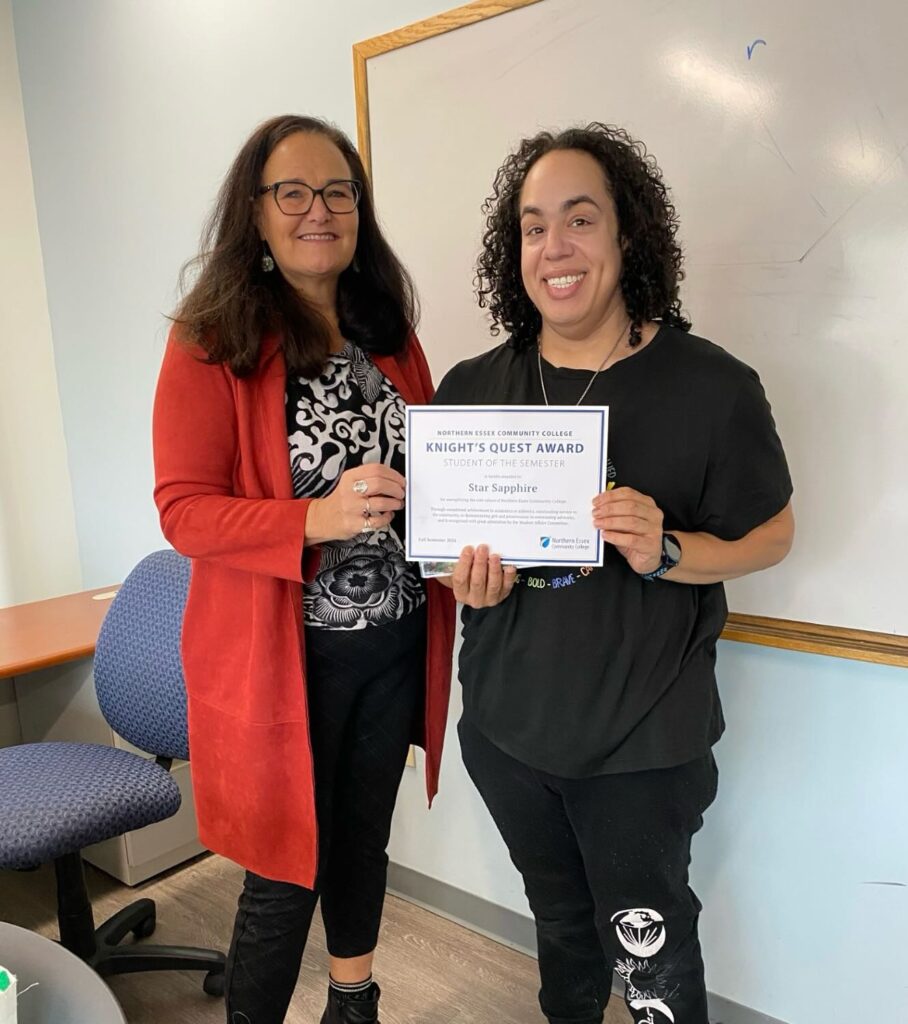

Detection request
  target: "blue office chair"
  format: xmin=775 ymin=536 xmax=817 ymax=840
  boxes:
xmin=0 ymin=549 xmax=225 ymax=996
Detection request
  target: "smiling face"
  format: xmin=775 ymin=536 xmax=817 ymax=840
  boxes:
xmin=519 ymin=148 xmax=627 ymax=342
xmin=256 ymin=131 xmax=359 ymax=304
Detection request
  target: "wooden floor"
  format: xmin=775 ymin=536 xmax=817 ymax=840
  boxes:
xmin=0 ymin=853 xmax=632 ymax=1023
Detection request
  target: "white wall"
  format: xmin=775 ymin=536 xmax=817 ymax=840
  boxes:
xmin=9 ymin=4 xmax=907 ymax=1023
xmin=0 ymin=0 xmax=82 ymax=746
xmin=11 ymin=0 xmax=455 ymax=588
xmin=0 ymin=0 xmax=81 ymax=606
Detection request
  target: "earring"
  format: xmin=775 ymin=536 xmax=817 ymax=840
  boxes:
xmin=261 ymin=242 xmax=274 ymax=273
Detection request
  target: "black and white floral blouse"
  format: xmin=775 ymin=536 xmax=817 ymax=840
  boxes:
xmin=286 ymin=341 xmax=425 ymax=630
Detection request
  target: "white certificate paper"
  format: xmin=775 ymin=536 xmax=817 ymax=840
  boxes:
xmin=406 ymin=405 xmax=609 ymax=565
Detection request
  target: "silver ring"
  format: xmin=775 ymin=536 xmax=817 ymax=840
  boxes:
xmin=362 ymin=500 xmax=371 ymax=519
xmin=352 ymin=479 xmax=368 ymax=495
xmin=360 ymin=522 xmax=374 ymax=535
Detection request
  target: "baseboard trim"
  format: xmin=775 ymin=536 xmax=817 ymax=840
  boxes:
xmin=387 ymin=860 xmax=538 ymax=956
xmin=387 ymin=862 xmax=788 ymax=1024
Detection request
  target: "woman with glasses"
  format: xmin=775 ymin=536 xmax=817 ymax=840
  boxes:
xmin=152 ymin=114 xmax=455 ymax=1024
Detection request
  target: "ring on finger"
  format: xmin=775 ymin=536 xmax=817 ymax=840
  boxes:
xmin=352 ymin=479 xmax=368 ymax=495
xmin=362 ymin=500 xmax=371 ymax=519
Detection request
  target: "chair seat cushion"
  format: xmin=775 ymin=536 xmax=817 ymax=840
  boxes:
xmin=0 ymin=742 xmax=181 ymax=870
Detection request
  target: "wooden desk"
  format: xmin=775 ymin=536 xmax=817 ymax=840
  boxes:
xmin=0 ymin=587 xmax=118 ymax=679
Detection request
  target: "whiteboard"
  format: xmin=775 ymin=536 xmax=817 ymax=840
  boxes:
xmin=365 ymin=0 xmax=908 ymax=637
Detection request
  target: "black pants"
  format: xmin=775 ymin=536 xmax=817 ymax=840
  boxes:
xmin=459 ymin=716 xmax=718 ymax=1024
xmin=224 ymin=609 xmax=426 ymax=1024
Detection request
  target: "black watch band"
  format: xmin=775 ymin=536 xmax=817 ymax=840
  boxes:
xmin=640 ymin=533 xmax=682 ymax=582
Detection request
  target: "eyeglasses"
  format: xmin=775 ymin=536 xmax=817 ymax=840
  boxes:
xmin=257 ymin=179 xmax=362 ymax=216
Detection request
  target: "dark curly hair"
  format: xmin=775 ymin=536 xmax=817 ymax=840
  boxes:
xmin=476 ymin=122 xmax=690 ymax=349
xmin=173 ymin=114 xmax=417 ymax=378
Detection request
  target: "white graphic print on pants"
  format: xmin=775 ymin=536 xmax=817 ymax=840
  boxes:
xmin=612 ymin=908 xmax=676 ymax=1023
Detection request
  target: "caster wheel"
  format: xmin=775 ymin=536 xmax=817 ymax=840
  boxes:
xmin=132 ymin=910 xmax=156 ymax=940
xmin=203 ymin=970 xmax=225 ymax=997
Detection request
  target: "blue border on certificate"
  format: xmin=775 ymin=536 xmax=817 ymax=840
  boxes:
xmin=406 ymin=406 xmax=608 ymax=565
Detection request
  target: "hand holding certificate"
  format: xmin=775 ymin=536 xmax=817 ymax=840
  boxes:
xmin=406 ymin=406 xmax=609 ymax=566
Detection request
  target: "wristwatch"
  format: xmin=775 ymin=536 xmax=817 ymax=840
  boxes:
xmin=640 ymin=533 xmax=682 ymax=581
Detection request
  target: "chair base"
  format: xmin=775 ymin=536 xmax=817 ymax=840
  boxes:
xmin=90 ymin=897 xmax=225 ymax=996
xmin=55 ymin=851 xmax=225 ymax=996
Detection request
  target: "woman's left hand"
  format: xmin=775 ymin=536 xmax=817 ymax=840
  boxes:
xmin=592 ymin=486 xmax=665 ymax=575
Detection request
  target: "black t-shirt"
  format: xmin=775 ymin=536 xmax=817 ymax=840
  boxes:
xmin=433 ymin=325 xmax=792 ymax=777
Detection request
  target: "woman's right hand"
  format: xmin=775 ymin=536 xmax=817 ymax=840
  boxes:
xmin=305 ymin=465 xmax=406 ymax=544
xmin=437 ymin=545 xmax=517 ymax=608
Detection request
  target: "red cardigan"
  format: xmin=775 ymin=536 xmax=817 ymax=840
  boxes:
xmin=152 ymin=328 xmax=456 ymax=887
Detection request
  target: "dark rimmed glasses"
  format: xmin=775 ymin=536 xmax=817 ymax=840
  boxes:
xmin=257 ymin=179 xmax=362 ymax=216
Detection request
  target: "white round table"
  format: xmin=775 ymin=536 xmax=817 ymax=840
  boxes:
xmin=0 ymin=922 xmax=126 ymax=1023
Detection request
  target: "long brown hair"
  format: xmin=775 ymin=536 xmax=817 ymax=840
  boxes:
xmin=173 ymin=114 xmax=418 ymax=377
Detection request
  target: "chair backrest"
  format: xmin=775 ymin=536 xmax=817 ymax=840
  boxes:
xmin=93 ymin=549 xmax=191 ymax=760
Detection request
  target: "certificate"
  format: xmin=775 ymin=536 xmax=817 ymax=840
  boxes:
xmin=406 ymin=405 xmax=609 ymax=566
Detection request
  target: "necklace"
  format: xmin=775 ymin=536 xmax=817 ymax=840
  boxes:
xmin=536 ymin=321 xmax=630 ymax=406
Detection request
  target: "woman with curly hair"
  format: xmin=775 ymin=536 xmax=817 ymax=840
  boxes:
xmin=433 ymin=124 xmax=794 ymax=1024
xmin=152 ymin=114 xmax=455 ymax=1024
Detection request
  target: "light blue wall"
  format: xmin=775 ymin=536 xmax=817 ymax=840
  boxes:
xmin=697 ymin=642 xmax=907 ymax=1022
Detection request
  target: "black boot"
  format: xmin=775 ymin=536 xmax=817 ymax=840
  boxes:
xmin=319 ymin=981 xmax=381 ymax=1023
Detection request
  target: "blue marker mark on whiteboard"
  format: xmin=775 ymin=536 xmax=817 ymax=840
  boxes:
xmin=747 ymin=39 xmax=767 ymax=59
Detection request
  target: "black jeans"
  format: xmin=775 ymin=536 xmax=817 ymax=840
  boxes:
xmin=459 ymin=716 xmax=718 ymax=1024
xmin=224 ymin=609 xmax=426 ymax=1024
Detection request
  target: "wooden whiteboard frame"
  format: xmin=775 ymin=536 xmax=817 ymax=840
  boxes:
xmin=352 ymin=1 xmax=908 ymax=668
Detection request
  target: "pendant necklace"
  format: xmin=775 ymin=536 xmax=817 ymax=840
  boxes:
xmin=536 ymin=320 xmax=630 ymax=406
